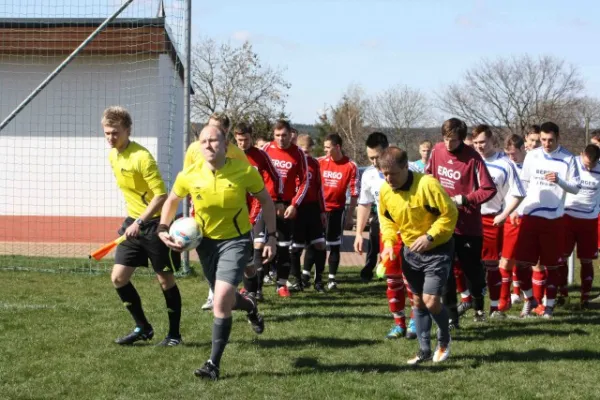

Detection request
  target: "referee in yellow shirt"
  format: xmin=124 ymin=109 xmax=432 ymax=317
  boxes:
xmin=184 ymin=112 xmax=249 ymax=311
xmin=378 ymin=147 xmax=458 ymax=365
xmin=102 ymin=106 xmax=182 ymax=347
xmin=159 ymin=125 xmax=277 ymax=381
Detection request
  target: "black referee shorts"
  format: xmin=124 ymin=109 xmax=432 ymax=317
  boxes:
xmin=292 ymin=202 xmax=325 ymax=248
xmin=325 ymin=208 xmax=345 ymax=246
xmin=115 ymin=217 xmax=181 ymax=273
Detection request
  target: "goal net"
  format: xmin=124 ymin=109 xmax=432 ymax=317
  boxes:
xmin=0 ymin=1 xmax=188 ymax=273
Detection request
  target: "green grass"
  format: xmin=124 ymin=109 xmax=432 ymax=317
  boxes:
xmin=1 ymin=267 xmax=600 ymax=400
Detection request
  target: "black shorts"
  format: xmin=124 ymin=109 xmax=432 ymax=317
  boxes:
xmin=252 ymin=213 xmax=267 ymax=244
xmin=326 ymin=208 xmax=345 ymax=246
xmin=292 ymin=202 xmax=325 ymax=248
xmin=115 ymin=217 xmax=181 ymax=273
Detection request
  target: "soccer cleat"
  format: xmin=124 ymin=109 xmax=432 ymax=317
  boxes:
xmin=407 ymin=350 xmax=432 ymax=365
xmin=360 ymin=268 xmax=373 ymax=283
xmin=542 ymin=306 xmax=554 ymax=319
xmin=489 ymin=310 xmax=507 ymax=320
xmin=287 ymin=281 xmax=304 ymax=292
xmin=533 ymin=304 xmax=546 ymax=317
xmin=239 ymin=288 xmax=248 ymax=295
xmin=194 ymin=360 xmax=219 ymax=381
xmin=457 ymin=301 xmax=472 ymax=316
xmin=201 ymin=297 xmax=214 ymax=311
xmin=263 ymin=274 xmax=274 ymax=285
xmin=314 ymin=282 xmax=325 ymax=293
xmin=115 ymin=325 xmax=154 ymax=345
xmin=406 ymin=318 xmax=417 ymax=339
xmin=511 ymin=293 xmax=523 ymax=305
xmin=247 ymin=310 xmax=265 ymax=334
xmin=473 ymin=310 xmax=486 ymax=322
xmin=433 ymin=339 xmax=451 ymax=363
xmin=255 ymin=290 xmax=264 ymax=302
xmin=301 ymin=273 xmax=311 ymax=288
xmin=385 ymin=325 xmax=406 ymax=339
xmin=277 ymin=286 xmax=291 ymax=298
xmin=156 ymin=336 xmax=183 ymax=347
xmin=327 ymin=280 xmax=338 ymax=290
xmin=520 ymin=299 xmax=538 ymax=318
xmin=580 ymin=301 xmax=590 ymax=310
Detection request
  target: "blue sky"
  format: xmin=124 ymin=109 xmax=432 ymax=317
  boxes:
xmin=192 ymin=0 xmax=600 ymax=124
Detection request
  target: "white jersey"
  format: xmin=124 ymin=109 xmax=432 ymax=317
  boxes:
xmin=358 ymin=166 xmax=385 ymax=209
xmin=565 ymin=156 xmax=600 ymax=219
xmin=519 ymin=145 xmax=581 ymax=219
xmin=481 ymin=152 xmax=526 ymax=215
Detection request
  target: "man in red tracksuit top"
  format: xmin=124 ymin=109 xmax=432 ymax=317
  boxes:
xmin=234 ymin=123 xmax=282 ymax=300
xmin=426 ymin=118 xmax=497 ymax=325
xmin=311 ymin=133 xmax=360 ymax=290
xmin=289 ymin=134 xmax=328 ymax=292
xmin=263 ymin=119 xmax=309 ymax=297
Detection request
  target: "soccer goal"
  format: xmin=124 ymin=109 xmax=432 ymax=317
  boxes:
xmin=0 ymin=1 xmax=191 ymax=274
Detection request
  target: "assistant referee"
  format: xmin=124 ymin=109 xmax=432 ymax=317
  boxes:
xmin=378 ymin=147 xmax=458 ymax=365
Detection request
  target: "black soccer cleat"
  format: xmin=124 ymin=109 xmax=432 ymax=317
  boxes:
xmin=247 ymin=310 xmax=265 ymax=334
xmin=314 ymin=282 xmax=325 ymax=293
xmin=194 ymin=360 xmax=220 ymax=381
xmin=115 ymin=325 xmax=154 ymax=345
xmin=156 ymin=336 xmax=183 ymax=347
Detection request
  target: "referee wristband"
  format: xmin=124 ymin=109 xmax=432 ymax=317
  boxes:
xmin=157 ymin=224 xmax=170 ymax=234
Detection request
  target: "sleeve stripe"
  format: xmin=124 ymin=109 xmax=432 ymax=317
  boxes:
xmin=293 ymin=147 xmax=310 ymax=205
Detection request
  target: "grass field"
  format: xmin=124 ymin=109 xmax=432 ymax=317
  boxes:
xmin=1 ymin=264 xmax=600 ymax=400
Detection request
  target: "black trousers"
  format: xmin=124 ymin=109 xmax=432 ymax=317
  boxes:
xmin=363 ymin=213 xmax=380 ymax=272
xmin=443 ymin=234 xmax=486 ymax=311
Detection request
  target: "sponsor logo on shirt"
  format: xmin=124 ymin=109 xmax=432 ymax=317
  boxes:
xmin=272 ymin=159 xmax=293 ymax=170
xmin=323 ymin=171 xmax=343 ymax=180
xmin=437 ymin=166 xmax=462 ymax=180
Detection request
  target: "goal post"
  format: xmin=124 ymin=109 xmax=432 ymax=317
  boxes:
xmin=0 ymin=1 xmax=191 ymax=274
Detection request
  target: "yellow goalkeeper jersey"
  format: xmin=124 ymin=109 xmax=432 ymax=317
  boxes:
xmin=173 ymin=158 xmax=265 ymax=240
xmin=379 ymin=171 xmax=457 ymax=249
xmin=109 ymin=141 xmax=167 ymax=219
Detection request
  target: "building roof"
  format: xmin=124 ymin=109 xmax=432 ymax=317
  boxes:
xmin=0 ymin=17 xmax=187 ymax=83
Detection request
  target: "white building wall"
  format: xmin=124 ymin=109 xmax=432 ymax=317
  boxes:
xmin=0 ymin=54 xmax=184 ymax=217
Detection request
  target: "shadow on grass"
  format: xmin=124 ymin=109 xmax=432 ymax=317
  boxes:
xmin=453 ymin=326 xmax=589 ymax=342
xmin=455 ymin=348 xmax=600 ymax=364
xmin=266 ymin=312 xmax=389 ymax=323
xmin=237 ymin=336 xmax=378 ymax=349
xmin=229 ymin=357 xmax=453 ymax=378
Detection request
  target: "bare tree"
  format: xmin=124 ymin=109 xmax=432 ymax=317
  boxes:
xmin=437 ymin=55 xmax=584 ymax=135
xmin=191 ymin=38 xmax=291 ymax=127
xmin=326 ymin=84 xmax=370 ymax=164
xmin=367 ymin=85 xmax=431 ymax=149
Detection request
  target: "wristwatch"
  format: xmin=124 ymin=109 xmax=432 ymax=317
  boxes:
xmin=426 ymin=234 xmax=434 ymax=242
xmin=135 ymin=218 xmax=144 ymax=226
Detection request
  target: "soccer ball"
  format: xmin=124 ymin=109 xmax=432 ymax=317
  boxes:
xmin=169 ymin=217 xmax=202 ymax=251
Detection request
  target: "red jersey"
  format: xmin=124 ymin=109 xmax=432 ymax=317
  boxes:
xmin=426 ymin=142 xmax=496 ymax=236
xmin=263 ymin=141 xmax=309 ymax=207
xmin=319 ymin=155 xmax=359 ymax=211
xmin=245 ymin=146 xmax=283 ymax=224
xmin=303 ymin=155 xmax=326 ymax=211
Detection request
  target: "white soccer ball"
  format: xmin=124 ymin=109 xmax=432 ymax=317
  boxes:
xmin=169 ymin=217 xmax=202 ymax=251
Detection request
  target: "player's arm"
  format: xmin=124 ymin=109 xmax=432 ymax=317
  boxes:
xmin=261 ymin=149 xmax=283 ymax=200
xmin=157 ymin=176 xmax=187 ymax=251
xmin=378 ymin=186 xmax=400 ymax=260
xmin=552 ymin=157 xmax=581 ymax=194
xmin=286 ymin=150 xmax=309 ymax=218
xmin=138 ymin=157 xmax=168 ymax=221
xmin=353 ymin=173 xmax=374 ymax=253
xmin=345 ymin=163 xmax=359 ymax=229
xmin=247 ymin=167 xmax=277 ymax=262
xmin=422 ymin=178 xmax=458 ymax=249
xmin=494 ymin=162 xmax=526 ymax=226
xmin=425 ymin=147 xmax=435 ymax=175
xmin=463 ymin=158 xmax=497 ymax=206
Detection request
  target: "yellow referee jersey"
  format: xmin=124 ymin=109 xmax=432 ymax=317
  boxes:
xmin=183 ymin=141 xmax=249 ymax=169
xmin=379 ymin=171 xmax=457 ymax=249
xmin=109 ymin=141 xmax=167 ymax=219
xmin=173 ymin=158 xmax=265 ymax=240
